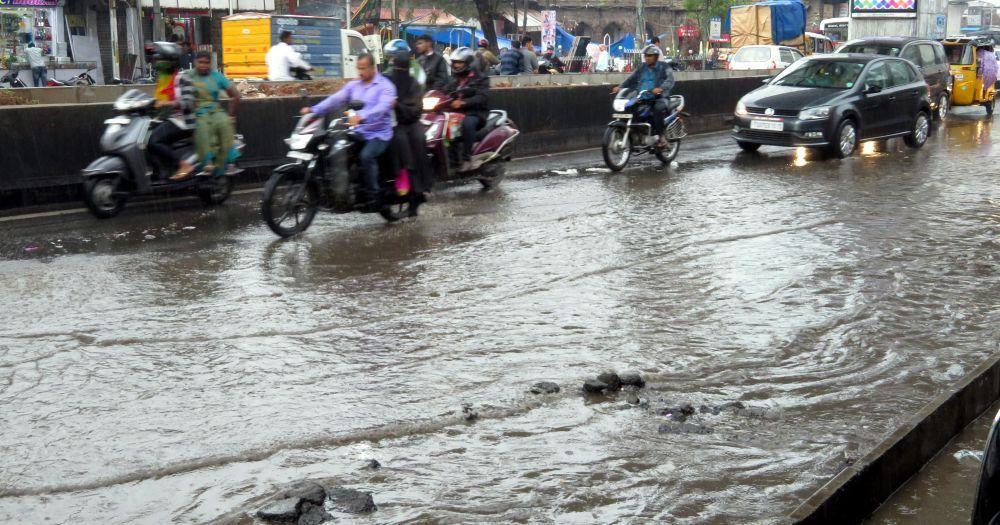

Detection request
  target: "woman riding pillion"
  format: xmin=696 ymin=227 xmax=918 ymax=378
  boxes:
xmin=146 ymin=42 xmax=196 ymax=180
xmin=383 ymin=39 xmax=432 ymax=214
xmin=611 ymin=45 xmax=676 ymax=149
xmin=173 ymin=51 xmax=241 ymax=181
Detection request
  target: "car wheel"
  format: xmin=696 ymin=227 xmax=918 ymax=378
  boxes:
xmin=827 ymin=119 xmax=857 ymax=159
xmin=935 ymin=93 xmax=949 ymax=120
xmin=736 ymin=141 xmax=761 ymax=153
xmin=904 ymin=111 xmax=930 ymax=149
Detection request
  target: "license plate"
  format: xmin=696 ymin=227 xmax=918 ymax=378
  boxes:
xmin=613 ymin=113 xmax=632 ymax=119
xmin=287 ymin=151 xmax=314 ymax=161
xmin=750 ymin=119 xmax=784 ymax=131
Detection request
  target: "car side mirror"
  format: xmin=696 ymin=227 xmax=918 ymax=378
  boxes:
xmin=863 ymin=83 xmax=883 ymax=95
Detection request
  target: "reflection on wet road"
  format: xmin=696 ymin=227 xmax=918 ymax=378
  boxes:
xmin=1 ymin=113 xmax=999 ymax=524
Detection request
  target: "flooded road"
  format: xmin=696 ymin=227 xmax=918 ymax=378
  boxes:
xmin=2 ymin=114 xmax=999 ymax=524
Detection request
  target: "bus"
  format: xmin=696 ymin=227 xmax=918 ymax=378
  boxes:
xmin=820 ymin=17 xmax=850 ymax=43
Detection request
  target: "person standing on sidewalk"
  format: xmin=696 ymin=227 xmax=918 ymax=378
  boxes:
xmin=25 ymin=43 xmax=46 ymax=87
xmin=415 ymin=35 xmax=450 ymax=91
xmin=500 ymin=41 xmax=523 ymax=75
xmin=519 ymin=37 xmax=538 ymax=74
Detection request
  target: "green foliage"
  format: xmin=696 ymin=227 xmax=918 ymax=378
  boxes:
xmin=683 ymin=0 xmax=737 ymax=32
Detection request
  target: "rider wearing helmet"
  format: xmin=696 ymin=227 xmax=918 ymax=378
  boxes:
xmin=443 ymin=47 xmax=490 ymax=172
xmin=475 ymin=39 xmax=499 ymax=75
xmin=146 ymin=41 xmax=197 ymax=179
xmin=612 ymin=44 xmax=676 ymax=148
xmin=384 ymin=40 xmax=431 ymax=213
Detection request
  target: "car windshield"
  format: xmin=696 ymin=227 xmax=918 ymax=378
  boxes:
xmin=840 ymin=43 xmax=902 ymax=56
xmin=734 ymin=47 xmax=772 ymax=62
xmin=944 ymin=44 xmax=974 ymax=65
xmin=770 ymin=60 xmax=865 ymax=89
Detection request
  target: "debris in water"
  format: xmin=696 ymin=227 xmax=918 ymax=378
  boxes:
xmin=144 ymin=235 xmax=156 ymax=240
xmin=596 ymin=371 xmax=622 ymax=391
xmin=462 ymin=403 xmax=479 ymax=421
xmin=552 ymin=169 xmax=578 ymax=175
xmin=620 ymin=372 xmax=646 ymax=388
xmin=23 ymin=243 xmax=40 ymax=253
xmin=530 ymin=381 xmax=561 ymax=395
xmin=583 ymin=379 xmax=610 ymax=393
xmin=658 ymin=422 xmax=713 ymax=435
xmin=182 ymin=226 xmax=197 ymax=230
xmin=586 ymin=167 xmax=612 ymax=173
xmin=361 ymin=459 xmax=381 ymax=470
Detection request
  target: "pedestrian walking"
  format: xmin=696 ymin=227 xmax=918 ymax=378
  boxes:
xmin=596 ymin=44 xmax=610 ymax=72
xmin=25 ymin=43 xmax=46 ymax=87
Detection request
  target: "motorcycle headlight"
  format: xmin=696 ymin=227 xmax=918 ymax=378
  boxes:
xmin=736 ymin=100 xmax=748 ymax=116
xmin=612 ymin=98 xmax=628 ymax=112
xmin=288 ymin=133 xmax=312 ymax=150
xmin=798 ymin=106 xmax=831 ymax=121
xmin=423 ymin=97 xmax=440 ymax=111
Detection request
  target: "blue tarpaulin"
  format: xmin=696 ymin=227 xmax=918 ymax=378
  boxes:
xmin=609 ymin=33 xmax=636 ymax=57
xmin=727 ymin=0 xmax=807 ymax=45
xmin=403 ymin=23 xmax=579 ymax=53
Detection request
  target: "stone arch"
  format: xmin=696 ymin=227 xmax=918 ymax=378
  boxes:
xmin=603 ymin=21 xmax=624 ymax=42
xmin=573 ymin=21 xmax=594 ymax=39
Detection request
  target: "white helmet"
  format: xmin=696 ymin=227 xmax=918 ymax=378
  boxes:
xmin=641 ymin=44 xmax=662 ymax=57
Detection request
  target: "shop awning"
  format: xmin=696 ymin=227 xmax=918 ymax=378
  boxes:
xmin=139 ymin=0 xmax=274 ymax=11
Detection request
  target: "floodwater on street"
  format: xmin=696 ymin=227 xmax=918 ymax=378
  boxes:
xmin=1 ymin=113 xmax=999 ymax=524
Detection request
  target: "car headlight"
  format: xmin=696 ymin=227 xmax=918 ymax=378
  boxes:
xmin=736 ymin=100 xmax=748 ymax=116
xmin=613 ymin=98 xmax=628 ymax=112
xmin=798 ymin=106 xmax=831 ymax=120
xmin=422 ymin=97 xmax=440 ymax=111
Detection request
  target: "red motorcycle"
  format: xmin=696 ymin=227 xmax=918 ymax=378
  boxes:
xmin=420 ymin=89 xmax=519 ymax=189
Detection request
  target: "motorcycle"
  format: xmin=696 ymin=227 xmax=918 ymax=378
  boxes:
xmin=81 ymin=89 xmax=244 ymax=219
xmin=421 ymin=89 xmax=519 ymax=189
xmin=261 ymin=102 xmax=418 ymax=237
xmin=1 ymin=68 xmax=27 ymax=88
xmin=602 ymin=88 xmax=688 ymax=172
xmin=47 ymin=67 xmax=97 ymax=87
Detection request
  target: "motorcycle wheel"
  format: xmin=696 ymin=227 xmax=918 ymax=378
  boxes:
xmin=377 ymin=198 xmax=413 ymax=223
xmin=602 ymin=127 xmax=631 ymax=172
xmin=656 ymin=140 xmax=681 ymax=164
xmin=197 ymin=176 xmax=233 ymax=206
xmin=477 ymin=163 xmax=506 ymax=190
xmin=261 ymin=169 xmax=320 ymax=237
xmin=83 ymin=176 xmax=127 ymax=219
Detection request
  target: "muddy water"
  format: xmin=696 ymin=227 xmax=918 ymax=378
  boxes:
xmin=1 ymin=116 xmax=999 ymax=524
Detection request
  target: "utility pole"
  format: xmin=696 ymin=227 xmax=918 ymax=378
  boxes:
xmin=345 ymin=0 xmax=350 ymax=28
xmin=152 ymin=0 xmax=164 ymax=41
xmin=635 ymin=0 xmax=646 ymax=45
xmin=109 ymin=0 xmax=120 ymax=80
xmin=391 ymin=0 xmax=398 ymax=39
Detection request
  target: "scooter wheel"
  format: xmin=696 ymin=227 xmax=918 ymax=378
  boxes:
xmin=197 ymin=176 xmax=233 ymax=206
xmin=261 ymin=169 xmax=320 ymax=237
xmin=83 ymin=176 xmax=127 ymax=219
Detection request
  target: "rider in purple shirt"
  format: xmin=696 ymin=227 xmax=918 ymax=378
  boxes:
xmin=304 ymin=54 xmax=397 ymax=206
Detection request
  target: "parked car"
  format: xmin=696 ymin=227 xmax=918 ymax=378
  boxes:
xmin=728 ymin=45 xmax=805 ymax=71
xmin=732 ymin=55 xmax=932 ymax=158
xmin=838 ymin=37 xmax=952 ymax=119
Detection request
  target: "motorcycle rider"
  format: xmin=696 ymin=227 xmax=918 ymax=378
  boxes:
xmin=611 ymin=44 xmax=675 ymax=149
xmin=384 ymin=39 xmax=430 ymax=214
xmin=146 ymin=42 xmax=197 ymax=180
xmin=443 ymin=47 xmax=490 ymax=173
xmin=266 ymin=30 xmax=311 ymax=81
xmin=302 ymin=53 xmax=396 ymax=209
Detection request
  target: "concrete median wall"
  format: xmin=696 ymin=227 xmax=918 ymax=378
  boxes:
xmin=0 ymin=75 xmax=765 ymax=207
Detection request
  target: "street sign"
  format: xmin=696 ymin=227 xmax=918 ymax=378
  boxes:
xmin=934 ymin=14 xmax=946 ymax=39
xmin=710 ymin=17 xmax=722 ymax=41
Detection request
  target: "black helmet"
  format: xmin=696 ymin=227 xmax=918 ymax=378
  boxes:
xmin=146 ymin=41 xmax=181 ymax=62
xmin=450 ymin=46 xmax=475 ymax=75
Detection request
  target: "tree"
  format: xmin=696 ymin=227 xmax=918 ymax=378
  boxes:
xmin=682 ymin=0 xmax=735 ymax=40
xmin=417 ymin=0 xmax=508 ymax=54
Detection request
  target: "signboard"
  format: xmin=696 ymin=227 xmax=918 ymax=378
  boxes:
xmin=0 ymin=0 xmax=59 ymax=6
xmin=710 ymin=16 xmax=722 ymax=41
xmin=851 ymin=0 xmax=917 ymax=18
xmin=678 ymin=25 xmax=700 ymax=38
xmin=541 ymin=10 xmax=557 ymax=51
xmin=934 ymin=14 xmax=947 ymax=38
xmin=271 ymin=16 xmax=343 ymax=78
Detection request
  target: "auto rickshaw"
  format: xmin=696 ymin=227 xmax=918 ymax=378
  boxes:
xmin=941 ymin=36 xmax=997 ymax=115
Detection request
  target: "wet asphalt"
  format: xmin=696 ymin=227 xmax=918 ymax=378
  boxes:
xmin=1 ymin=110 xmax=999 ymax=524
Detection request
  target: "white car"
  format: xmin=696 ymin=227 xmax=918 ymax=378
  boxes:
xmin=728 ymin=45 xmax=805 ymax=71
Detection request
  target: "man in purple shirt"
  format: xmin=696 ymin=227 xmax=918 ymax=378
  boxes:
xmin=302 ymin=54 xmax=397 ymax=206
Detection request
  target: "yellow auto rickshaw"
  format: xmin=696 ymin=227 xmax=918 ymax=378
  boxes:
xmin=941 ymin=36 xmax=997 ymax=116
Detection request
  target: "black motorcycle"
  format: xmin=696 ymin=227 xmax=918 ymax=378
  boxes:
xmin=602 ymin=88 xmax=688 ymax=172
xmin=261 ymin=102 xmax=416 ymax=237
xmin=1 ymin=67 xmax=27 ymax=88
